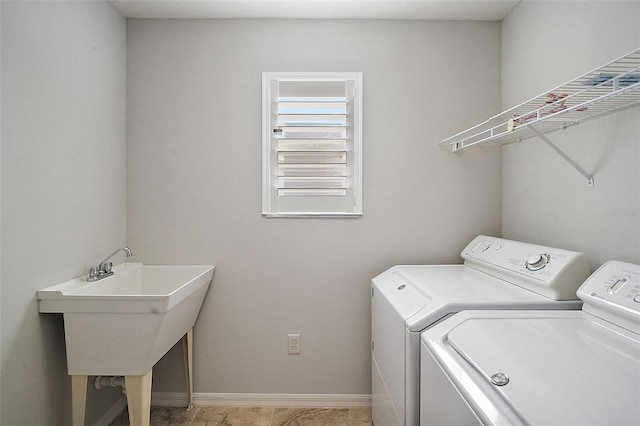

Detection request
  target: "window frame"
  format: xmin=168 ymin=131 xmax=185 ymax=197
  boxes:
xmin=261 ymin=72 xmax=363 ymax=218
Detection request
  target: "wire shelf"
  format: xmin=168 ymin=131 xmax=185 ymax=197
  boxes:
xmin=439 ymin=48 xmax=640 ymax=151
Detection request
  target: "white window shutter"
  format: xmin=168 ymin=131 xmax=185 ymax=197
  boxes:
xmin=262 ymin=72 xmax=363 ymax=217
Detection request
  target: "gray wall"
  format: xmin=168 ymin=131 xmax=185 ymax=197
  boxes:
xmin=501 ymin=1 xmax=640 ymax=266
xmin=126 ymin=19 xmax=502 ymax=395
xmin=1 ymin=2 xmax=126 ymax=424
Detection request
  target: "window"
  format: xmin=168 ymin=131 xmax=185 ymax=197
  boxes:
xmin=262 ymin=72 xmax=363 ymax=217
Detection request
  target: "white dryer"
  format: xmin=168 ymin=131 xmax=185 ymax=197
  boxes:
xmin=420 ymin=260 xmax=640 ymax=425
xmin=371 ymin=235 xmax=590 ymax=426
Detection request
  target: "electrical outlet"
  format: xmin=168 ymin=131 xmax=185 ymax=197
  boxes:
xmin=288 ymin=334 xmax=301 ymax=354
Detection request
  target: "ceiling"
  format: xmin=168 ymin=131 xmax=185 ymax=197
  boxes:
xmin=109 ymin=0 xmax=521 ymax=21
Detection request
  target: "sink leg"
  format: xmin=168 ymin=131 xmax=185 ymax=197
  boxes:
xmin=182 ymin=328 xmax=194 ymax=410
xmin=125 ymin=369 xmax=152 ymax=426
xmin=71 ymin=375 xmax=88 ymax=426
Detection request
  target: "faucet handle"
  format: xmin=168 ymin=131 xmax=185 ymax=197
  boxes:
xmin=101 ymin=262 xmax=113 ymax=274
xmin=89 ymin=266 xmax=99 ymax=279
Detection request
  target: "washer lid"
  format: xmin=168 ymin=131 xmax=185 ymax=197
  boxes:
xmin=431 ymin=311 xmax=640 ymax=425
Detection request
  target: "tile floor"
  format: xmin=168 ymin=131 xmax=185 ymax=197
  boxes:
xmin=110 ymin=405 xmax=372 ymax=426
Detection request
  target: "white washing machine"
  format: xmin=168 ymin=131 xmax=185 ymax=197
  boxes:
xmin=371 ymin=235 xmax=591 ymax=426
xmin=420 ymin=260 xmax=640 ymax=426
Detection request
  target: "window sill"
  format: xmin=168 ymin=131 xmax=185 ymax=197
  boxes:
xmin=262 ymin=212 xmax=363 ymax=218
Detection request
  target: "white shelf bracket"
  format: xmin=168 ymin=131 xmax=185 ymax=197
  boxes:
xmin=530 ymin=126 xmax=594 ymax=188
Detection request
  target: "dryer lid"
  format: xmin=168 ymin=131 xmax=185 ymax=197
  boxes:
xmin=373 ymin=265 xmax=581 ymax=332
xmin=443 ymin=313 xmax=640 ymax=425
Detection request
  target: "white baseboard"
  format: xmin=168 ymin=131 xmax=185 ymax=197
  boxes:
xmin=152 ymin=391 xmax=191 ymax=407
xmin=152 ymin=392 xmax=371 ymax=408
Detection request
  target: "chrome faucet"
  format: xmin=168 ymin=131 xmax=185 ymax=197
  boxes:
xmin=88 ymin=246 xmax=133 ymax=282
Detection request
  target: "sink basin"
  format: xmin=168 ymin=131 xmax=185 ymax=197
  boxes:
xmin=38 ymin=262 xmax=214 ymax=376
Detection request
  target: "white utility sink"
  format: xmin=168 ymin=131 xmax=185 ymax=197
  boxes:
xmin=38 ymin=262 xmax=214 ymax=376
xmin=39 ymin=262 xmax=214 ymax=425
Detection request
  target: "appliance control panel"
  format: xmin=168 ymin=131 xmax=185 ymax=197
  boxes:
xmin=578 ymin=260 xmax=640 ymax=332
xmin=461 ymin=235 xmax=591 ymax=300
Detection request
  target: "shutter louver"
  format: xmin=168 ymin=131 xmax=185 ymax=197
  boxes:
xmin=275 ymin=85 xmax=348 ymax=197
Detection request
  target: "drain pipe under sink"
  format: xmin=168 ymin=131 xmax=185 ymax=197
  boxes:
xmin=94 ymin=376 xmax=126 ymax=394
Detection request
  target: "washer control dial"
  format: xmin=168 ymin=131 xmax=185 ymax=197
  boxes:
xmin=526 ymin=254 xmax=550 ymax=271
